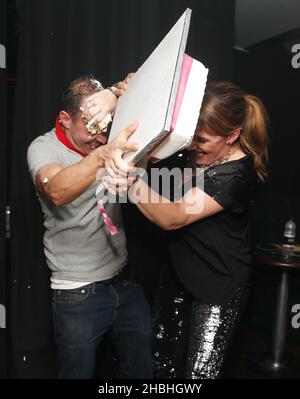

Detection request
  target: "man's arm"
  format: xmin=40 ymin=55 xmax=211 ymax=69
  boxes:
xmin=34 ymin=122 xmax=138 ymax=206
xmin=35 ymin=147 xmax=108 ymax=206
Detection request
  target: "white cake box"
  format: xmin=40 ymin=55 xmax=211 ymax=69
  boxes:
xmin=108 ymin=8 xmax=208 ymax=162
xmin=150 ymin=53 xmax=208 ymax=160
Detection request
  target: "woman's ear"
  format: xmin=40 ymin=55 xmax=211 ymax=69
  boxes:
xmin=226 ymin=128 xmax=242 ymax=145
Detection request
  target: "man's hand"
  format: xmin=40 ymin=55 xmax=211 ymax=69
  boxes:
xmin=97 ymin=120 xmax=138 ymax=175
xmin=95 ymin=121 xmax=139 ymax=195
xmin=97 ymin=123 xmax=153 ymax=197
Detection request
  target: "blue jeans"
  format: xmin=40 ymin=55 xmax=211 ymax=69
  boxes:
xmin=51 ymin=277 xmax=153 ymax=379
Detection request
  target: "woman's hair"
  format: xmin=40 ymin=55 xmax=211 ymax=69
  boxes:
xmin=197 ymin=81 xmax=269 ymax=182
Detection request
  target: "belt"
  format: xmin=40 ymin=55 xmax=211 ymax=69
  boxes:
xmin=98 ymin=265 xmax=132 ymax=286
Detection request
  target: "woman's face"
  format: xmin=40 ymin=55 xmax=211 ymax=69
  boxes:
xmin=187 ymin=130 xmax=229 ymax=165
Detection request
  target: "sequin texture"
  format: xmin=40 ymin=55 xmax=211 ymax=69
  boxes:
xmin=186 ymin=287 xmax=243 ymax=379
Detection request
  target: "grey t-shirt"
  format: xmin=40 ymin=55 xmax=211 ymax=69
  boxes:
xmin=27 ymin=128 xmax=127 ymax=282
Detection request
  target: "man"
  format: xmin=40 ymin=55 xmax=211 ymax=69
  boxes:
xmin=27 ymin=76 xmax=153 ymax=379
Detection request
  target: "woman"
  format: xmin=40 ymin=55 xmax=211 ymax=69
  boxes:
xmin=123 ymin=81 xmax=268 ymax=378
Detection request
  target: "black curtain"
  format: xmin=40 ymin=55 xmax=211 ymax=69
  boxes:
xmin=234 ymin=36 xmax=300 ymax=342
xmin=9 ymin=0 xmax=235 ymax=378
xmin=235 ymin=40 xmax=300 ymax=241
xmin=0 ymin=0 xmax=8 ymax=379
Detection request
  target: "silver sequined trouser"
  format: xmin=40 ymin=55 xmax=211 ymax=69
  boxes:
xmin=186 ymin=288 xmax=243 ymax=379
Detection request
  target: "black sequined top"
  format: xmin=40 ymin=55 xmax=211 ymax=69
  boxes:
xmin=168 ymin=154 xmax=257 ymax=305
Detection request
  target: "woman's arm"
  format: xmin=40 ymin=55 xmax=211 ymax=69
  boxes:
xmin=129 ymin=178 xmax=224 ymax=230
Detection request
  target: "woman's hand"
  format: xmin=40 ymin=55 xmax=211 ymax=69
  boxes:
xmin=82 ymin=88 xmax=117 ymax=122
xmin=81 ymin=73 xmax=135 ymax=135
xmin=108 ymin=72 xmax=135 ymax=97
xmin=81 ymin=89 xmax=117 ymax=134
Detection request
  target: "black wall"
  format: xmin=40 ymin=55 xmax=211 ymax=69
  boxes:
xmin=0 ymin=0 xmax=8 ymax=379
xmin=234 ymin=35 xmax=300 ymax=342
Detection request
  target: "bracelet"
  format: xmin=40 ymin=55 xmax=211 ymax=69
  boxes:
xmin=107 ymin=85 xmax=120 ymax=98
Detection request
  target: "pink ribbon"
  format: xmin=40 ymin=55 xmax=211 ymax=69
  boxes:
xmin=97 ymin=199 xmax=118 ymax=235
xmin=170 ymin=53 xmax=193 ymax=132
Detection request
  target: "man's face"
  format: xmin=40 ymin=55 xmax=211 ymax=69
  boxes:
xmin=60 ymin=109 xmax=108 ymax=155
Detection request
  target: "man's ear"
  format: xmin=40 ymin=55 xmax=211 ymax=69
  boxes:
xmin=226 ymin=128 xmax=241 ymax=145
xmin=59 ymin=111 xmax=72 ymax=130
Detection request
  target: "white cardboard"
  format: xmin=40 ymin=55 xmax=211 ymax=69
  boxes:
xmin=150 ymin=57 xmax=208 ymax=160
xmin=108 ymin=9 xmax=191 ymax=163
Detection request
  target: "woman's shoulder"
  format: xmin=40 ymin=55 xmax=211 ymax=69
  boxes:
xmin=204 ymin=153 xmax=256 ymax=193
xmin=203 ymin=154 xmax=256 ymax=211
xmin=209 ymin=153 xmax=254 ymax=176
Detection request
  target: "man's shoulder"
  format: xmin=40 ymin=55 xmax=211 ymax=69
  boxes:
xmin=27 ymin=128 xmax=67 ymax=179
xmin=28 ymin=128 xmax=58 ymax=150
xmin=27 ymin=128 xmax=65 ymax=172
xmin=27 ymin=128 xmax=67 ymax=160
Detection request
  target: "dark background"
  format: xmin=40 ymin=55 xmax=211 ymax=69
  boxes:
xmin=1 ymin=0 xmax=299 ymax=378
xmin=0 ymin=0 xmax=8 ymax=380
xmin=234 ymin=33 xmax=300 ymax=341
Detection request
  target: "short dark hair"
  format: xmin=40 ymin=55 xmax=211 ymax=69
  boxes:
xmin=61 ymin=75 xmax=103 ymax=117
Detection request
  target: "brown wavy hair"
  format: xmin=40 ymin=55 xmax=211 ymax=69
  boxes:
xmin=197 ymin=81 xmax=269 ymax=182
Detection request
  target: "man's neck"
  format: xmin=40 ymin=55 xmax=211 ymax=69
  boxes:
xmin=55 ymin=117 xmax=86 ymax=158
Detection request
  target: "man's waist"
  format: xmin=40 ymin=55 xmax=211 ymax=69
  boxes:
xmin=96 ymin=264 xmax=134 ymax=286
xmin=51 ymin=263 xmax=134 ymax=290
